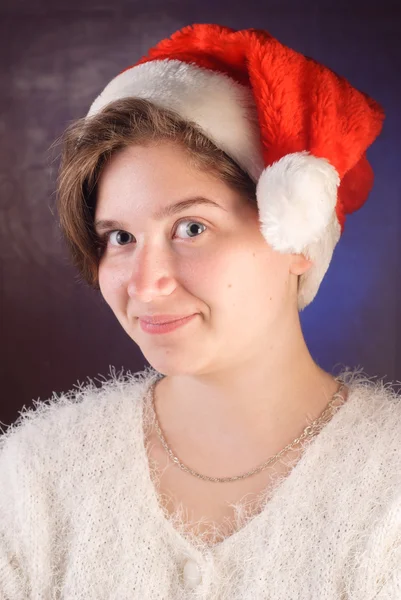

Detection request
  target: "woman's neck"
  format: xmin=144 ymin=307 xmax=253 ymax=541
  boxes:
xmin=152 ymin=350 xmax=344 ymax=468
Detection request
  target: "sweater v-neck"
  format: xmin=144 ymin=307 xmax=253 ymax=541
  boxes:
xmin=136 ymin=372 xmax=357 ymax=557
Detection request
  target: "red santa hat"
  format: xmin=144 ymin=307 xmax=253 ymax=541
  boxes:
xmin=86 ymin=23 xmax=385 ymax=309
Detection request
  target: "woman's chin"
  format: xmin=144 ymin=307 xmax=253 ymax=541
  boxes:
xmin=141 ymin=351 xmax=208 ymax=378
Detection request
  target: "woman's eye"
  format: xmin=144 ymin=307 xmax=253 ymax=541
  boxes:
xmin=102 ymin=220 xmax=206 ymax=249
xmin=108 ymin=230 xmax=134 ymax=246
xmin=175 ymin=220 xmax=206 ymax=239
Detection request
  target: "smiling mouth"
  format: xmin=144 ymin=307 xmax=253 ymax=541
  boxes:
xmin=138 ymin=314 xmax=198 ymax=334
xmin=139 ymin=314 xmax=195 ymax=325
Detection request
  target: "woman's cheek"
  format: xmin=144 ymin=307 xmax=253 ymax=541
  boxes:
xmin=98 ymin=261 xmax=127 ymax=303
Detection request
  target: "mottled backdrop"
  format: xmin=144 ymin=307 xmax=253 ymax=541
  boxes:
xmin=1 ymin=0 xmax=400 ymax=425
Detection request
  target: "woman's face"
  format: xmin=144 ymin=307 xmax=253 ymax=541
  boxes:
xmin=95 ymin=141 xmax=309 ymax=375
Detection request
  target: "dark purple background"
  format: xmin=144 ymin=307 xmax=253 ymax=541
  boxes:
xmin=1 ymin=0 xmax=400 ymax=426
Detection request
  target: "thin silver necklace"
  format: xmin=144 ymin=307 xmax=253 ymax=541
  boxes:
xmin=150 ymin=378 xmax=347 ymax=483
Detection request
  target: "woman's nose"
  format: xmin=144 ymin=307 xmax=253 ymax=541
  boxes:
xmin=126 ymin=243 xmax=177 ymax=302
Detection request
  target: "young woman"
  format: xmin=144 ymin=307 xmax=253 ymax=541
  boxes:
xmin=1 ymin=23 xmax=400 ymax=599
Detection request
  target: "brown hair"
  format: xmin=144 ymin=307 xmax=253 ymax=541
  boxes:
xmin=56 ymin=97 xmax=257 ymax=289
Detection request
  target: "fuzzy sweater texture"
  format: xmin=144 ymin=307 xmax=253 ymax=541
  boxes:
xmin=1 ymin=366 xmax=401 ymax=600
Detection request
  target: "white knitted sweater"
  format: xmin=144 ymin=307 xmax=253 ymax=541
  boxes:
xmin=1 ymin=366 xmax=401 ymax=600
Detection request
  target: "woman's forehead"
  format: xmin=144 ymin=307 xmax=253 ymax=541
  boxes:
xmin=95 ymin=145 xmax=244 ymax=220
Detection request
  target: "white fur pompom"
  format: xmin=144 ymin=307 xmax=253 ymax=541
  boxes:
xmin=256 ymin=152 xmax=340 ymax=254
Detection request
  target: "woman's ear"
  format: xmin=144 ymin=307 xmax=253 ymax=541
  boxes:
xmin=289 ymin=253 xmax=313 ymax=276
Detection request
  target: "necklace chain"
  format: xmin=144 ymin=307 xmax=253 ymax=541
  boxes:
xmin=150 ymin=379 xmax=347 ymax=483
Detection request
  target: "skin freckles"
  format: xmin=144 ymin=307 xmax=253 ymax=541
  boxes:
xmin=96 ymin=141 xmax=307 ymax=375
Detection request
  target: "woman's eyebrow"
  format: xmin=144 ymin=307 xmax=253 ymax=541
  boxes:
xmin=153 ymin=196 xmax=227 ymax=219
xmin=94 ymin=196 xmax=227 ymax=231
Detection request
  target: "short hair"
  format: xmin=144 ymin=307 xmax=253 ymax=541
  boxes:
xmin=56 ymin=97 xmax=257 ymax=289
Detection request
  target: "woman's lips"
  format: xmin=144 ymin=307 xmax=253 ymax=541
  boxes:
xmin=139 ymin=314 xmax=197 ymax=334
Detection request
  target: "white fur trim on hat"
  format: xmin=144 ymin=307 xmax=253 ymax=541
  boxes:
xmin=298 ymin=212 xmax=341 ymax=310
xmin=87 ymin=59 xmax=265 ymax=182
xmin=256 ymin=152 xmax=341 ymax=310
xmin=256 ymin=152 xmax=340 ymax=254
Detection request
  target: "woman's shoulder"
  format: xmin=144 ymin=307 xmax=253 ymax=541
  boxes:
xmin=337 ymin=367 xmax=401 ymax=453
xmin=0 ymin=366 xmax=161 ymax=583
xmin=340 ymin=367 xmax=401 ymax=417
xmin=0 ymin=365 xmax=160 ymax=463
